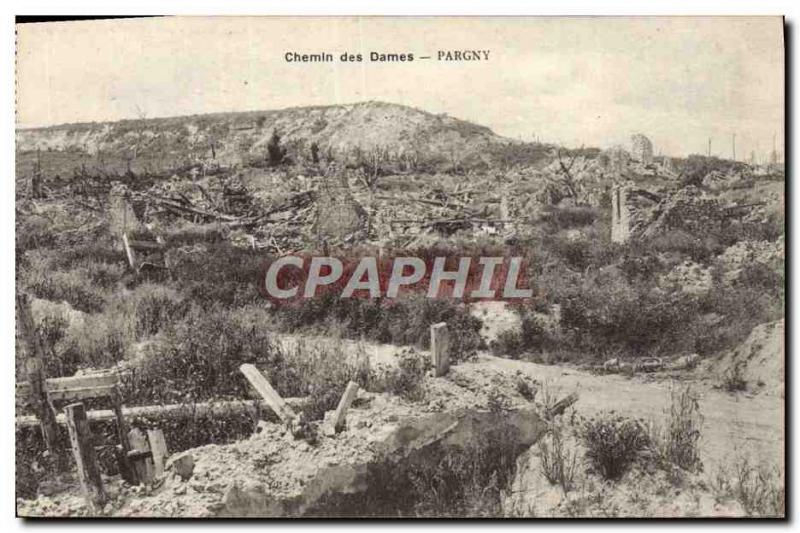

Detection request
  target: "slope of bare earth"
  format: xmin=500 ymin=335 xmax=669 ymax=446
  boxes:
xmin=701 ymin=319 xmax=785 ymax=397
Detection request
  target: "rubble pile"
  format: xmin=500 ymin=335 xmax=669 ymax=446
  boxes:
xmin=716 ymin=237 xmax=784 ymax=284
xmin=659 ymin=261 xmax=713 ymax=295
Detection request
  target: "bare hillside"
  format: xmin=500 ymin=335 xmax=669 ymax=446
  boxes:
xmin=16 ymin=101 xmax=509 ymax=171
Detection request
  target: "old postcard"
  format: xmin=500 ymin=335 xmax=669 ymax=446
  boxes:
xmin=14 ymin=16 xmax=785 ymax=518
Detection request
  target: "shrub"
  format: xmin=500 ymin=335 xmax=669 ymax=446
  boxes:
xmin=541 ymin=206 xmax=599 ymax=231
xmin=381 ymin=348 xmax=428 ymax=402
xmin=125 ymin=283 xmax=190 ymax=339
xmin=122 ymin=305 xmax=275 ymax=404
xmin=169 ymin=242 xmax=263 ymax=308
xmin=712 ymin=457 xmax=785 ymax=517
xmin=515 ymin=376 xmax=536 ymax=401
xmin=273 ymin=340 xmax=373 ymax=421
xmin=490 ymin=329 xmax=525 ymax=358
xmin=60 ymin=312 xmax=133 ymax=370
xmin=650 ymin=385 xmax=703 ymax=473
xmin=580 ymin=413 xmax=649 ymax=480
xmin=276 ymin=293 xmax=484 ymax=359
xmin=722 ymin=362 xmax=747 ymax=392
xmin=24 ymin=267 xmax=107 ymax=313
xmin=267 ymin=130 xmax=287 ymax=166
xmin=314 ymin=423 xmax=524 ymax=517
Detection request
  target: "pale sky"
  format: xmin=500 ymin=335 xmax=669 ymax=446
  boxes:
xmin=16 ymin=16 xmax=784 ymax=158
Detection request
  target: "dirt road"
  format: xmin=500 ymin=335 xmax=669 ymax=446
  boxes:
xmin=275 ymin=333 xmax=784 ymax=474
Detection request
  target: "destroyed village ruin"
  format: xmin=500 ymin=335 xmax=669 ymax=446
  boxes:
xmin=15 ymin=102 xmax=785 ymax=517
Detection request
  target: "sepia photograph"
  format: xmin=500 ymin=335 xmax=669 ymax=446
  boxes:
xmin=13 ymin=16 xmax=785 ymax=518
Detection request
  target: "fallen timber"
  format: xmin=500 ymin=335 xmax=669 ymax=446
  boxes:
xmin=15 ymin=398 xmax=307 ymax=430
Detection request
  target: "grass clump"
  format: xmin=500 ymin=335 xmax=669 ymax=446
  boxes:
xmin=649 ymin=385 xmax=704 ymax=473
xmin=538 ymin=421 xmax=579 ymax=494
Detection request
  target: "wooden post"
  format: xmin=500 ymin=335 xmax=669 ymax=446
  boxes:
xmin=16 ymin=293 xmax=64 ymax=471
xmin=147 ymin=429 xmax=169 ymax=477
xmin=127 ymin=428 xmax=155 ymax=485
xmin=64 ymin=403 xmax=107 ymax=510
xmin=331 ymin=381 xmax=359 ymax=432
xmin=122 ymin=233 xmax=137 ymax=270
xmin=430 ymin=322 xmax=450 ymax=377
xmin=239 ymin=364 xmax=297 ymax=424
xmin=111 ymin=387 xmax=130 ymax=456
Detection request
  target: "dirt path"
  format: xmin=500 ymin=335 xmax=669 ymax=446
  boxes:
xmin=274 ymin=333 xmax=784 ymax=474
xmin=468 ymin=356 xmax=784 ymax=474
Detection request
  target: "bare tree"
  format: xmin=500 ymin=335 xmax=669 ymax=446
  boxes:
xmin=547 ymin=147 xmax=589 ymax=201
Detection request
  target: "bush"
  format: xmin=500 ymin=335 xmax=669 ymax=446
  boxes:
xmin=24 ymin=267 xmax=107 ymax=313
xmin=712 ymin=457 xmax=785 ymax=517
xmin=722 ymin=362 xmax=748 ymax=392
xmin=380 ymin=348 xmax=428 ymax=402
xmin=109 ymin=283 xmax=189 ymax=339
xmin=580 ymin=413 xmax=649 ymax=480
xmin=60 ymin=312 xmax=133 ymax=370
xmin=276 ymin=293 xmax=485 ymax=359
xmin=312 ymin=423 xmax=524 ymax=517
xmin=541 ymin=206 xmax=599 ymax=231
xmin=122 ymin=305 xmax=275 ymax=404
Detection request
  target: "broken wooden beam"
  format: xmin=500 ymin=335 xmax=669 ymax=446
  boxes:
xmin=430 ymin=322 xmax=451 ymax=377
xmin=122 ymin=233 xmax=138 ymax=270
xmin=126 ymin=239 xmax=164 ymax=252
xmin=546 ymin=392 xmax=579 ymax=419
xmin=16 ymin=397 xmax=307 ymax=429
xmin=64 ymin=403 xmax=107 ymax=510
xmin=239 ymin=364 xmax=298 ymax=424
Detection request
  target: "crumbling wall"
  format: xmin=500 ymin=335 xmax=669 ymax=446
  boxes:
xmin=611 ymin=184 xmax=731 ymax=243
xmin=611 ymin=184 xmax=660 ymax=243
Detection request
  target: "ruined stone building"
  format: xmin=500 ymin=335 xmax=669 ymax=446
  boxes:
xmin=611 ymin=183 xmax=730 ymax=244
xmin=630 ymin=133 xmax=654 ymax=165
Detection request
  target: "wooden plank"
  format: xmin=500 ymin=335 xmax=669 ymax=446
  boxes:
xmin=16 ymin=397 xmax=307 ymax=428
xmin=18 ymin=384 xmax=117 ymax=402
xmin=16 ymin=293 xmax=64 ymax=471
xmin=430 ymin=322 xmax=451 ymax=377
xmin=17 ymin=373 xmax=119 ymax=401
xmin=331 ymin=381 xmax=360 ymax=432
xmin=147 ymin=429 xmax=169 ymax=477
xmin=47 ymin=373 xmax=119 ymax=390
xmin=64 ymin=403 xmax=107 ymax=510
xmin=239 ymin=364 xmax=297 ymax=424
xmin=127 ymin=428 xmax=155 ymax=485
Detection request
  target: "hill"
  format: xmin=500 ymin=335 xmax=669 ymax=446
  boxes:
xmin=16 ymin=101 xmax=514 ymax=174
